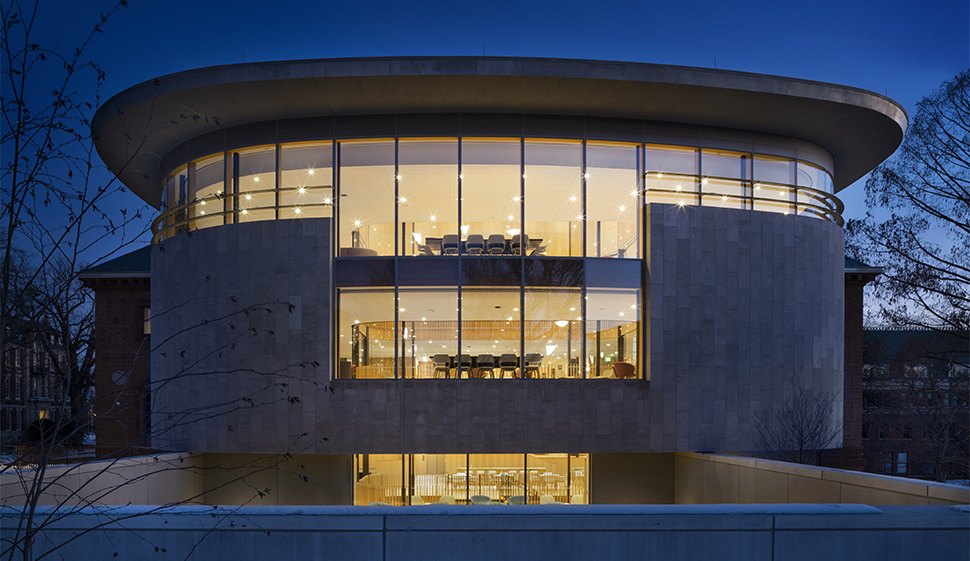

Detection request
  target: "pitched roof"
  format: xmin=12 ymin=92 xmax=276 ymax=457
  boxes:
xmin=79 ymin=246 xmax=151 ymax=278
xmin=845 ymin=256 xmax=882 ymax=272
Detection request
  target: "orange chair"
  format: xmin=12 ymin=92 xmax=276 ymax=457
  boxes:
xmin=611 ymin=362 xmax=636 ymax=379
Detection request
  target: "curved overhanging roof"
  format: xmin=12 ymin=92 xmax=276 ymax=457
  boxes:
xmin=92 ymin=57 xmax=907 ymax=208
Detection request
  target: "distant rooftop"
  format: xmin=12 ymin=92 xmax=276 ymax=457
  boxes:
xmin=79 ymin=246 xmax=150 ymax=278
xmin=845 ymin=255 xmax=881 ymax=271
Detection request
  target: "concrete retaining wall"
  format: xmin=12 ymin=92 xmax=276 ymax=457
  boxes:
xmin=675 ymin=453 xmax=970 ymax=506
xmin=3 ymin=504 xmax=966 ymax=561
xmin=0 ymin=453 xmax=203 ymax=508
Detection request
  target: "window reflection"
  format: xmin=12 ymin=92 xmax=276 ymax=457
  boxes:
xmin=234 ymin=145 xmax=276 ymax=223
xmin=159 ymin=138 xmax=840 ymax=243
xmin=461 ymin=288 xmax=522 ymax=378
xmin=461 ymin=139 xmax=522 ymax=256
xmin=399 ymin=288 xmax=458 ymax=378
xmin=337 ymin=287 xmax=395 ymax=379
xmin=525 ymin=140 xmax=582 ymax=257
xmin=399 ymin=139 xmax=458 ymax=256
xmin=339 ymin=140 xmax=395 ymax=256
xmin=280 ymin=142 xmax=332 ymax=219
xmin=190 ymin=153 xmax=225 ymax=230
xmin=644 ymin=145 xmax=698 ymax=206
xmin=586 ymin=142 xmax=640 ymax=258
xmin=586 ymin=287 xmax=640 ymax=379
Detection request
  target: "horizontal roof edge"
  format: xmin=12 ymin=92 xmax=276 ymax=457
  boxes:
xmin=92 ymin=57 xmax=908 ymax=208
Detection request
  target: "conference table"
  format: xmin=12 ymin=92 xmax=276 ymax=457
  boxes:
xmin=423 ymin=237 xmax=543 ymax=256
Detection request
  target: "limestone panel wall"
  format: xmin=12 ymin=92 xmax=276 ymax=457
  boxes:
xmin=151 ymin=219 xmax=332 ymax=454
xmin=645 ymin=204 xmax=845 ymax=452
xmin=151 ymin=206 xmax=843 ymax=456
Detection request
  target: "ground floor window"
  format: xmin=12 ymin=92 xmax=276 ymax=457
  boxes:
xmin=354 ymin=453 xmax=589 ymax=505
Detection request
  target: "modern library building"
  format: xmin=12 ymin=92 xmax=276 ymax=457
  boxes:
xmin=91 ymin=57 xmax=906 ymax=505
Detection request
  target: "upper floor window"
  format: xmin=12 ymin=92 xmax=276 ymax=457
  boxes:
xmin=154 ymin=138 xmax=841 ymax=244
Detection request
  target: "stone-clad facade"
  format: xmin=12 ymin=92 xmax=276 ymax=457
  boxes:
xmin=150 ymin=206 xmax=843 ymax=456
xmin=91 ymin=57 xmax=905 ymax=504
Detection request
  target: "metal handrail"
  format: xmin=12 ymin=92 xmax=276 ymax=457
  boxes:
xmin=642 ymin=171 xmax=844 ymax=226
xmin=151 ymin=174 xmax=843 ymax=244
xmin=151 ymin=186 xmax=333 ymax=244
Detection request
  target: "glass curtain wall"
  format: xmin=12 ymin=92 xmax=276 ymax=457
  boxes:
xmin=330 ymin=137 xmax=652 ymax=382
xmin=355 ymin=454 xmax=404 ymax=505
xmin=753 ymin=154 xmax=795 ymax=214
xmin=398 ymin=287 xmax=459 ymax=379
xmin=234 ymin=145 xmax=276 ymax=223
xmin=461 ymin=260 xmax=523 ymax=378
xmin=163 ymin=166 xmax=188 ymax=234
xmin=355 ymin=453 xmax=589 ymax=505
xmin=700 ymin=149 xmax=750 ymax=210
xmin=190 ymin=153 xmax=225 ymax=230
xmin=467 ymin=454 xmax=526 ymax=503
xmin=461 ymin=139 xmax=522 ymax=256
xmin=337 ymin=284 xmax=395 ymax=380
xmin=523 ymin=260 xmax=583 ymax=379
xmin=280 ymin=141 xmax=333 ymax=219
xmin=585 ymin=286 xmax=640 ymax=378
xmin=585 ymin=142 xmax=640 ymax=259
xmin=796 ymin=161 xmax=834 ymax=216
xmin=460 ymin=139 xmax=524 ymax=377
xmin=409 ymin=454 xmax=468 ymax=504
xmin=339 ymin=140 xmax=396 ymax=256
xmin=524 ymin=140 xmax=582 ymax=257
xmin=644 ymin=145 xmax=698 ymax=205
xmin=158 ymin=138 xmax=839 ymax=243
xmin=398 ymin=139 xmax=458 ymax=256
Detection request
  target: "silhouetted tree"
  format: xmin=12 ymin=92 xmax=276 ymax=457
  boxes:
xmin=755 ymin=374 xmax=842 ymax=465
xmin=846 ymin=71 xmax=969 ymax=351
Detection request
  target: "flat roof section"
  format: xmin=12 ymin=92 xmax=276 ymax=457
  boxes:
xmin=92 ymin=57 xmax=908 ymax=207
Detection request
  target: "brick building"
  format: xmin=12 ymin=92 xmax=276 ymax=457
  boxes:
xmin=79 ymin=247 xmax=152 ymax=453
xmin=819 ymin=257 xmax=883 ymax=470
xmin=1 ymin=327 xmax=70 ymax=445
xmin=862 ymin=329 xmax=969 ymax=482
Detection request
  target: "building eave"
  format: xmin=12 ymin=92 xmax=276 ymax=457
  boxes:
xmin=92 ymin=57 xmax=908 ymax=209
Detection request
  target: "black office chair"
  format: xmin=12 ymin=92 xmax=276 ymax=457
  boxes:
xmin=531 ymin=240 xmax=550 ymax=256
xmin=466 ymin=234 xmax=485 ymax=255
xmin=511 ymin=234 xmax=529 ymax=256
xmin=523 ymin=353 xmax=542 ymax=378
xmin=442 ymin=234 xmax=460 ymax=255
xmin=499 ymin=354 xmax=518 ymax=378
xmin=432 ymin=354 xmax=451 ymax=378
xmin=487 ymin=234 xmax=506 ymax=255
xmin=459 ymin=354 xmax=473 ymax=378
xmin=476 ymin=354 xmax=496 ymax=378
